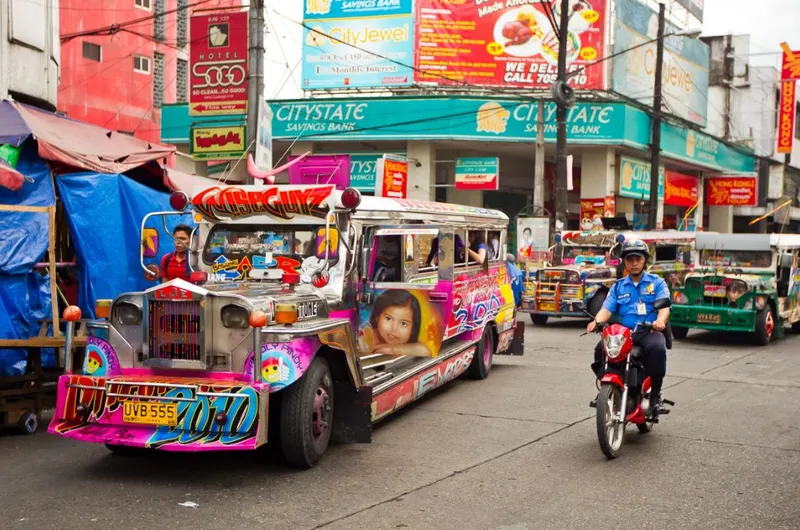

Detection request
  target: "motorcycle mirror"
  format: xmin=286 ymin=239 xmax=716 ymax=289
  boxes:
xmin=653 ymin=298 xmax=672 ymax=310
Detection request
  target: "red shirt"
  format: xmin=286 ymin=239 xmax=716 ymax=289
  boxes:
xmin=163 ymin=253 xmax=189 ymax=282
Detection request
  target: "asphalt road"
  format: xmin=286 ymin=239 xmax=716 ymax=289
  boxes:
xmin=2 ymin=319 xmax=799 ymax=530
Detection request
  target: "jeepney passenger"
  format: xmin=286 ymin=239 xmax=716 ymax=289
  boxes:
xmin=373 ymin=236 xmax=401 ymax=282
xmin=468 ymin=231 xmax=488 ymax=264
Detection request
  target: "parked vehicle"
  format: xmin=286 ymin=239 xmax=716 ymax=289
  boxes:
xmin=589 ymin=298 xmax=675 ymax=459
xmin=521 ymin=230 xmax=696 ymax=325
xmin=49 ymin=185 xmax=524 ymax=467
xmin=670 ymin=232 xmax=800 ymax=345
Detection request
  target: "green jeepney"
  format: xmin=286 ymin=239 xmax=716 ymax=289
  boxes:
xmin=670 ymin=233 xmax=800 ymax=345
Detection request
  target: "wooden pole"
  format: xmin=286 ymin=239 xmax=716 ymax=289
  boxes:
xmin=48 ymin=204 xmax=59 ymax=337
xmin=0 ymin=204 xmax=50 ymax=213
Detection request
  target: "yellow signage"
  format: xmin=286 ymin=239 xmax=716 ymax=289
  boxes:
xmin=190 ymin=125 xmax=246 ymax=160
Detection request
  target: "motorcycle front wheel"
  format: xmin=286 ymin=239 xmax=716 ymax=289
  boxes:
xmin=596 ymin=383 xmax=625 ymax=459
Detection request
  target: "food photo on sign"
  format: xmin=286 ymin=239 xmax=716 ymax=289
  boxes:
xmin=414 ymin=0 xmax=607 ymax=88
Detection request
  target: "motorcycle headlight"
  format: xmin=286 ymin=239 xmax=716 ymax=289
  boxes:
xmin=114 ymin=302 xmax=141 ymax=326
xmin=221 ymin=304 xmax=250 ymax=329
xmin=603 ymin=334 xmax=625 ymax=360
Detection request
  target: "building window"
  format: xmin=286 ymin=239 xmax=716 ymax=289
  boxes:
xmin=134 ymin=0 xmax=151 ymax=10
xmin=154 ymin=0 xmax=166 ymax=42
xmin=177 ymin=0 xmax=188 ymax=48
xmin=177 ymin=58 xmax=188 ymax=103
xmin=82 ymin=42 xmax=101 ymax=62
xmin=153 ymin=52 xmax=165 ymax=108
xmin=133 ymin=55 xmax=151 ymax=74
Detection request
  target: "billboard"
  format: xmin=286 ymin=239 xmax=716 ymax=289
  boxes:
xmin=414 ymin=0 xmax=608 ymax=89
xmin=612 ymin=0 xmax=709 ymax=127
xmin=189 ymin=12 xmax=248 ymax=116
xmin=304 ymin=0 xmax=412 ymax=19
xmin=190 ymin=125 xmax=246 ymax=160
xmin=301 ymin=14 xmax=414 ymax=89
xmin=375 ymin=155 xmax=408 ymax=198
xmin=664 ymin=171 xmax=698 ymax=207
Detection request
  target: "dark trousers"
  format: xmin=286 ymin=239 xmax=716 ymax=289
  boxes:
xmin=594 ymin=331 xmax=667 ymax=388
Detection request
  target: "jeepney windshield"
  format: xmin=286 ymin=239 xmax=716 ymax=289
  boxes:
xmin=202 ymin=224 xmax=320 ymax=265
xmin=562 ymin=246 xmax=608 ymax=260
xmin=700 ymin=249 xmax=773 ymax=268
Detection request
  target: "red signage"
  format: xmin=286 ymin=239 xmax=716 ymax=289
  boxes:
xmin=155 ymin=285 xmax=192 ymax=300
xmin=664 ymin=171 xmax=699 ymax=207
xmin=191 ymin=186 xmax=334 ymax=221
xmin=190 ymin=12 xmax=248 ymax=116
xmin=414 ymin=0 xmax=608 ymax=89
xmin=378 ymin=159 xmax=408 ymax=199
xmin=780 ymin=43 xmax=800 ymax=82
xmin=777 ymin=81 xmax=796 ymax=154
xmin=706 ymin=177 xmax=757 ymax=207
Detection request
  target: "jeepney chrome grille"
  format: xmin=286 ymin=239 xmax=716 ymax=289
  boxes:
xmin=148 ymin=300 xmax=202 ymax=361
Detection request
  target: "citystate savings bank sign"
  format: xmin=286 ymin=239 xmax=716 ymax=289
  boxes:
xmin=271 ymin=98 xmax=629 ymax=142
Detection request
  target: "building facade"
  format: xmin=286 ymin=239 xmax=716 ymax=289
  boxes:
xmin=0 ymin=0 xmax=60 ymax=110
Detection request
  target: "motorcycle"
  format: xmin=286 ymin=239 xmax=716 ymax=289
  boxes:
xmin=586 ymin=297 xmax=675 ymax=459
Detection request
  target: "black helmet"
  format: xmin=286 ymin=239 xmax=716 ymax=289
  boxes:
xmin=620 ymin=238 xmax=650 ymax=260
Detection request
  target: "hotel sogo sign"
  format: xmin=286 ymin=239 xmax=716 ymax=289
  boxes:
xmin=190 ymin=12 xmax=248 ymax=116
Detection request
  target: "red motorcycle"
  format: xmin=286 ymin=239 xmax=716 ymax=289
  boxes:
xmin=587 ymin=298 xmax=675 ymax=459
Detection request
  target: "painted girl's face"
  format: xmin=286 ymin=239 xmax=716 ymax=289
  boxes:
xmin=376 ymin=304 xmax=414 ymax=345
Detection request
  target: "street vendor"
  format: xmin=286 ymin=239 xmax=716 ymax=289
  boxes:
xmin=145 ymin=224 xmax=192 ymax=282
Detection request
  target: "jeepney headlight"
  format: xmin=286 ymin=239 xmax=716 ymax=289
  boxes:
xmin=221 ymin=304 xmax=250 ymax=329
xmin=726 ymin=280 xmax=748 ymax=303
xmin=755 ymin=296 xmax=767 ymax=311
xmin=672 ymin=291 xmax=688 ymax=305
xmin=114 ymin=302 xmax=141 ymax=326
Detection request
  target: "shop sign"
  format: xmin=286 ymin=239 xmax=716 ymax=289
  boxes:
xmin=455 ymin=157 xmax=499 ymax=191
xmin=190 ymin=125 xmax=246 ymax=160
xmin=190 ymin=12 xmax=248 ymax=116
xmin=664 ymin=171 xmax=698 ymax=207
xmin=304 ymin=0 xmax=412 ymax=19
xmin=375 ymin=155 xmax=408 ymax=199
xmin=675 ymin=0 xmax=704 ymax=23
xmin=777 ymin=80 xmax=796 ymax=154
xmin=580 ymin=196 xmax=616 ymax=231
xmin=780 ymin=43 xmax=800 ymax=82
xmin=706 ymin=177 xmax=757 ymax=206
xmin=517 ymin=217 xmax=550 ymax=265
xmin=348 ymin=153 xmax=407 ymax=192
xmin=301 ymin=15 xmax=414 ymax=90
xmin=619 ymin=156 xmax=665 ymax=201
xmin=656 ymin=122 xmax=756 ymax=174
xmin=612 ymin=0 xmax=709 ymax=127
xmin=413 ymin=0 xmax=608 ymax=90
xmin=287 ymin=154 xmax=351 ymax=190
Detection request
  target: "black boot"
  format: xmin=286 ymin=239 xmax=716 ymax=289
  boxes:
xmin=649 ymin=377 xmax=663 ymax=417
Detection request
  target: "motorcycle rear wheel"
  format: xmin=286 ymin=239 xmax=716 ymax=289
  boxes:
xmin=596 ymin=384 xmax=625 ymax=459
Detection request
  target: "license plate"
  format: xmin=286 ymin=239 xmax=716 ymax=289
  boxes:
xmin=697 ymin=313 xmax=721 ymax=324
xmin=703 ymin=285 xmax=727 ymax=298
xmin=123 ymin=401 xmax=178 ymax=426
xmin=539 ymin=302 xmax=555 ymax=312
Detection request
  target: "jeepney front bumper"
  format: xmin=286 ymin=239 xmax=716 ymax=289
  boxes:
xmin=521 ymin=281 xmax=586 ymax=316
xmin=48 ymin=374 xmax=268 ymax=452
xmin=671 ymin=304 xmax=758 ymax=333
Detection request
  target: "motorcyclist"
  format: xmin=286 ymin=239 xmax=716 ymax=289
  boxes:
xmin=587 ymin=238 xmax=670 ymax=416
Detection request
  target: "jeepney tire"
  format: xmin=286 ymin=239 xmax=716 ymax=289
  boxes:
xmin=280 ymin=356 xmax=334 ymax=469
xmin=587 ymin=292 xmax=606 ymax=318
xmin=18 ymin=411 xmax=38 ymax=434
xmin=530 ymin=314 xmax=549 ymax=326
xmin=671 ymin=326 xmax=689 ymax=340
xmin=466 ymin=326 xmax=494 ymax=380
xmin=792 ymin=320 xmax=800 ymax=334
xmin=754 ymin=306 xmax=775 ymax=346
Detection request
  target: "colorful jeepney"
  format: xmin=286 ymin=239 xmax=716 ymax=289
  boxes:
xmin=521 ymin=230 xmax=696 ymax=325
xmin=49 ymin=185 xmax=523 ymax=467
xmin=670 ymin=232 xmax=800 ymax=345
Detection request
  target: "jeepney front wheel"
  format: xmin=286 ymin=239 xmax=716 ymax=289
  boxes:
xmin=530 ymin=314 xmax=549 ymax=326
xmin=671 ymin=326 xmax=689 ymax=340
xmin=280 ymin=356 xmax=334 ymax=469
xmin=754 ymin=306 xmax=776 ymax=346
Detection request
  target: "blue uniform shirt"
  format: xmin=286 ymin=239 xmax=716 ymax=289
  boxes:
xmin=601 ymin=272 xmax=670 ymax=330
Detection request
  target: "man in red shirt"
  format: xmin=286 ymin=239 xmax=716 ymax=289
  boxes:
xmin=145 ymin=225 xmax=192 ymax=282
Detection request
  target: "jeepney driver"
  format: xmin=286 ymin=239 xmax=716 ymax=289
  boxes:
xmin=145 ymin=224 xmax=192 ymax=282
xmin=587 ymin=238 xmax=671 ymax=416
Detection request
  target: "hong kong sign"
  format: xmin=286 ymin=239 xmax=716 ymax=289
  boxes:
xmin=190 ymin=12 xmax=248 ymax=116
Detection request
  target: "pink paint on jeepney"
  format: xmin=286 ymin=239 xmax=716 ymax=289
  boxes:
xmin=243 ymin=337 xmax=320 ymax=390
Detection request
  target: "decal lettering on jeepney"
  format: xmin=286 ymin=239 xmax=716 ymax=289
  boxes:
xmin=192 ymin=186 xmax=333 ymax=221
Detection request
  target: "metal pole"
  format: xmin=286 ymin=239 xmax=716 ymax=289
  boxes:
xmin=534 ymin=99 xmax=545 ymax=211
xmin=555 ymin=0 xmax=570 ymax=232
xmin=246 ymin=0 xmax=265 ymax=186
xmin=647 ymin=2 xmax=665 ymax=230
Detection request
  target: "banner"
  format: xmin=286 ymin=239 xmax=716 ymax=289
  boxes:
xmin=706 ymin=177 xmax=757 ymax=206
xmin=255 ymin=101 xmax=273 ymax=171
xmin=190 ymin=125 xmax=246 ymax=160
xmin=287 ymin=154 xmax=351 ymax=190
xmin=664 ymin=171 xmax=698 ymax=207
xmin=375 ymin=155 xmax=408 ymax=198
xmin=675 ymin=0 xmax=704 ymax=22
xmin=190 ymin=12 xmax=248 ymax=116
xmin=301 ymin=15 xmax=414 ymax=89
xmin=612 ymin=0 xmax=709 ymax=127
xmin=455 ymin=157 xmax=499 ymax=190
xmin=619 ymin=156 xmax=665 ymax=201
xmin=414 ymin=0 xmax=608 ymax=89
xmin=777 ymin=81 xmax=796 ymax=154
xmin=780 ymin=42 xmax=800 ymax=82
xmin=304 ymin=0 xmax=412 ymax=19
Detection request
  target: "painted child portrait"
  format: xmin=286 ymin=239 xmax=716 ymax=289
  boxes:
xmin=362 ymin=290 xmax=433 ymax=357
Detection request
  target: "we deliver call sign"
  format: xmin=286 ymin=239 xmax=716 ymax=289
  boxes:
xmin=414 ymin=0 xmax=608 ymax=89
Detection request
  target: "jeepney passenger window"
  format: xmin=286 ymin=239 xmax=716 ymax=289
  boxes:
xmin=488 ymin=230 xmax=501 ymax=261
xmin=418 ymin=233 xmax=439 ymax=272
xmin=467 ymin=229 xmax=489 ymax=265
xmin=371 ymin=235 xmax=402 ymax=282
xmin=655 ymin=245 xmax=677 ymax=263
xmin=454 ymin=230 xmax=467 ymax=267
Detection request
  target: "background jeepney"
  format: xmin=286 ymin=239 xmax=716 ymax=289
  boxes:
xmin=521 ymin=230 xmax=696 ymax=325
xmin=670 ymin=232 xmax=800 ymax=345
xmin=49 ymin=185 xmax=523 ymax=468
